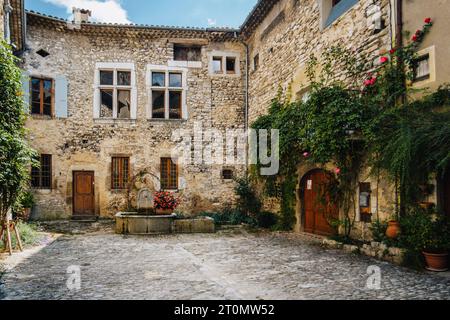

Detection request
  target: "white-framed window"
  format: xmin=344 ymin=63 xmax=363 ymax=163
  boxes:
xmin=412 ymin=46 xmax=436 ymax=86
xmin=146 ymin=65 xmax=188 ymax=120
xmin=207 ymin=51 xmax=240 ymax=76
xmin=93 ymin=63 xmax=137 ymax=120
xmin=319 ymin=0 xmax=359 ymax=29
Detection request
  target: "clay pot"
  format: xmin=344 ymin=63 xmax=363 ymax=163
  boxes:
xmin=423 ymin=252 xmax=449 ymax=272
xmin=386 ymin=221 xmax=401 ymax=239
xmin=155 ymin=209 xmax=173 ymax=216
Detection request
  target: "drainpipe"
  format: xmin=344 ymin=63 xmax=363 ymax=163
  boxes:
xmin=395 ymin=0 xmax=403 ymax=49
xmin=239 ymin=37 xmax=250 ymax=176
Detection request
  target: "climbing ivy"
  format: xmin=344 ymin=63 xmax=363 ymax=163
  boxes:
xmin=251 ymin=18 xmax=450 ymax=233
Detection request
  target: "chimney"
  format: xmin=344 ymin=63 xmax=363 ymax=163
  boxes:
xmin=72 ymin=7 xmax=92 ymax=24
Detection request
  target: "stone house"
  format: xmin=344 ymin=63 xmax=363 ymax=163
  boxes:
xmin=242 ymin=0 xmax=450 ymax=238
xmin=4 ymin=0 xmax=449 ymax=235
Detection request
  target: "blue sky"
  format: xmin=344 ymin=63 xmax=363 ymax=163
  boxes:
xmin=25 ymin=0 xmax=258 ymax=28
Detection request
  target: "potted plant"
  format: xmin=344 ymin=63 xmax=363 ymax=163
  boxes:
xmin=14 ymin=191 xmax=34 ymax=221
xmin=153 ymin=191 xmax=179 ymax=215
xmin=422 ymin=215 xmax=450 ymax=272
xmin=386 ymin=214 xmax=401 ymax=239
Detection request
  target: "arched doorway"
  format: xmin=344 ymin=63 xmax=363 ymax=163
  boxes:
xmin=301 ymin=169 xmax=339 ymax=236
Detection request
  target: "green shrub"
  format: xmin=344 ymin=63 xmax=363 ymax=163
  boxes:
xmin=256 ymin=211 xmax=278 ymax=229
xmin=370 ymin=219 xmax=388 ymax=243
xmin=234 ymin=178 xmax=261 ymax=216
xmin=2 ymin=222 xmax=42 ymax=250
xmin=199 ymin=208 xmax=256 ymax=226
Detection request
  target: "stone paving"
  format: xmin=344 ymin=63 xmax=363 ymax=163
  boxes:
xmin=1 ymin=227 xmax=449 ymax=300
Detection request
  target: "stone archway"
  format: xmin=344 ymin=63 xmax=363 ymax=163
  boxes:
xmin=299 ymin=169 xmax=339 ymax=236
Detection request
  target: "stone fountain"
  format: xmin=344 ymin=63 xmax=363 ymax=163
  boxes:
xmin=115 ymin=188 xmax=176 ymax=235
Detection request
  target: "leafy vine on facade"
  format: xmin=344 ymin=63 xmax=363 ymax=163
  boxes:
xmin=251 ymin=19 xmax=450 ymax=234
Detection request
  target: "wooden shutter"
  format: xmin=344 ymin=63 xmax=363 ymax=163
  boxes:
xmin=55 ymin=75 xmax=68 ymax=118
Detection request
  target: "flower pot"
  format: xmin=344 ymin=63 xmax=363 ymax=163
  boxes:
xmin=419 ymin=202 xmax=434 ymax=210
xmin=20 ymin=208 xmax=31 ymax=221
xmin=423 ymin=252 xmax=449 ymax=272
xmin=155 ymin=209 xmax=173 ymax=216
xmin=386 ymin=221 xmax=401 ymax=239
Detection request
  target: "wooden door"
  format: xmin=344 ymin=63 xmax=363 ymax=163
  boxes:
xmin=302 ymin=170 xmax=338 ymax=236
xmin=73 ymin=171 xmax=95 ymax=217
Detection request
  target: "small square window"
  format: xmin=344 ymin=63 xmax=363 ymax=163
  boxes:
xmin=222 ymin=169 xmax=234 ymax=180
xmin=226 ymin=57 xmax=236 ymax=74
xmin=413 ymin=54 xmax=430 ymax=82
xmin=213 ymin=57 xmax=222 ymax=73
xmin=100 ymin=71 xmax=114 ymax=86
xmin=253 ymin=54 xmax=260 ymax=71
xmin=117 ymin=71 xmax=131 ymax=86
xmin=169 ymin=73 xmax=182 ymax=88
xmin=174 ymin=45 xmax=201 ymax=62
xmin=152 ymin=72 xmax=166 ymax=87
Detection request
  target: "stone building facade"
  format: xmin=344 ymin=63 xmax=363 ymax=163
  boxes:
xmin=15 ymin=0 xmax=448 ymax=234
xmin=22 ymin=12 xmax=246 ymax=219
xmin=241 ymin=0 xmax=395 ymax=238
xmin=1 ymin=0 xmax=4 ymax=38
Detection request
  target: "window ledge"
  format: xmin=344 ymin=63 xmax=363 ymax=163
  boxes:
xmin=209 ymin=73 xmax=241 ymax=78
xmin=168 ymin=60 xmax=202 ymax=68
xmin=30 ymin=115 xmax=54 ymax=120
xmin=147 ymin=119 xmax=187 ymax=123
xmin=94 ymin=118 xmax=137 ymax=124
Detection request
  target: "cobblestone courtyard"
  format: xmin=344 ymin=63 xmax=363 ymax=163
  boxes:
xmin=1 ymin=227 xmax=450 ymax=300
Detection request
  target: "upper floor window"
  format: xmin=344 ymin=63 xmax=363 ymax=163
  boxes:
xmin=147 ymin=65 xmax=188 ymax=120
xmin=94 ymin=63 xmax=137 ymax=120
xmin=31 ymin=154 xmax=52 ymax=189
xmin=174 ymin=45 xmax=201 ymax=62
xmin=208 ymin=51 xmax=240 ymax=76
xmin=321 ymin=0 xmax=359 ymax=28
xmin=413 ymin=54 xmax=430 ymax=82
xmin=31 ymin=77 xmax=53 ymax=116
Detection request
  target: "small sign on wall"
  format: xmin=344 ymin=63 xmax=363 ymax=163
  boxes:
xmin=307 ymin=180 xmax=313 ymax=190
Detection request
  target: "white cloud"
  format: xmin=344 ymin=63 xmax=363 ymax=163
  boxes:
xmin=45 ymin=0 xmax=131 ymax=24
xmin=207 ymin=18 xmax=217 ymax=26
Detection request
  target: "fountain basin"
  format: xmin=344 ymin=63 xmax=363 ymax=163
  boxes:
xmin=115 ymin=213 xmax=215 ymax=235
xmin=115 ymin=212 xmax=177 ymax=235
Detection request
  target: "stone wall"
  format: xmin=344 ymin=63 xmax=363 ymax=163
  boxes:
xmin=246 ymin=0 xmax=392 ymax=123
xmin=245 ymin=0 xmax=395 ymax=235
xmin=0 ymin=0 xmax=4 ymax=38
xmin=23 ymin=20 xmax=246 ymax=220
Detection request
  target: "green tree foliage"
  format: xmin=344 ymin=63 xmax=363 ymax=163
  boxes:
xmin=0 ymin=41 xmax=36 ymax=220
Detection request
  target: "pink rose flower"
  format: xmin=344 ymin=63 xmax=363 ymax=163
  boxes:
xmin=335 ymin=168 xmax=341 ymax=175
xmin=380 ymin=56 xmax=389 ymax=64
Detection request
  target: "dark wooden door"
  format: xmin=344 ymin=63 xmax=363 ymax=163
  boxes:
xmin=73 ymin=171 xmax=95 ymax=217
xmin=303 ymin=170 xmax=338 ymax=236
